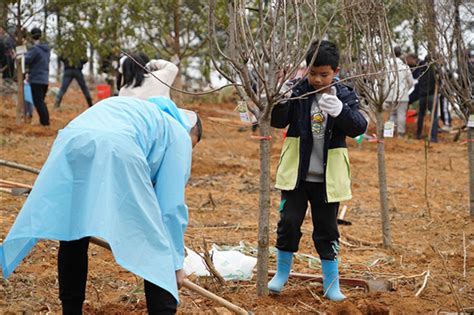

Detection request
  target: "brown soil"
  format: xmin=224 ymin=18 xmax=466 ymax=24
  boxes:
xmin=0 ymin=86 xmax=473 ymax=314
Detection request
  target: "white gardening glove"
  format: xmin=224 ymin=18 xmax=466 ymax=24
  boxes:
xmin=319 ymin=93 xmax=343 ymax=117
xmin=146 ymin=59 xmax=162 ymax=71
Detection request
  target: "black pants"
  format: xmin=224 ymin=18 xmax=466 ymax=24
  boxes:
xmin=58 ymin=237 xmax=177 ymax=315
xmin=276 ymin=181 xmax=340 ymax=261
xmin=56 ymin=69 xmax=93 ymax=107
xmin=30 ymin=83 xmax=49 ymax=125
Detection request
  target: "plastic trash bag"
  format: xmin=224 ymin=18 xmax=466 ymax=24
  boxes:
xmin=183 ymin=245 xmax=257 ymax=281
xmin=24 ymin=81 xmax=34 ymax=117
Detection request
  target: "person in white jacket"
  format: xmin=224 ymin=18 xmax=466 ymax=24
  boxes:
xmin=119 ymin=53 xmax=179 ymax=99
xmin=385 ymin=47 xmax=414 ymax=137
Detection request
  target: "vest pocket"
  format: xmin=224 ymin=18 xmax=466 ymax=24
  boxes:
xmin=275 ymin=137 xmax=300 ymax=190
xmin=325 ymin=148 xmax=352 ymax=202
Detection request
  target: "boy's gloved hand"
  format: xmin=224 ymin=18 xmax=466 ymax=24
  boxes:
xmin=319 ymin=93 xmax=343 ymax=117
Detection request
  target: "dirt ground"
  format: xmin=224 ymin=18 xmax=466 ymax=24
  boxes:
xmin=0 ymin=85 xmax=473 ymax=314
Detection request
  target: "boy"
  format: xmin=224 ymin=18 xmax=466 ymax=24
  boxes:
xmin=268 ymin=40 xmax=367 ymax=301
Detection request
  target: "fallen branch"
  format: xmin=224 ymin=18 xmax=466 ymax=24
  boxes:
xmin=88 ymin=237 xmax=249 ymax=314
xmin=0 ymin=159 xmax=40 ymax=174
xmin=415 ymin=270 xmax=430 ymax=297
xmin=196 ymin=238 xmax=226 ymax=286
xmin=389 ymin=271 xmax=429 ymax=281
xmin=431 ymin=245 xmax=464 ymax=313
xmin=342 ymin=234 xmax=382 ymax=247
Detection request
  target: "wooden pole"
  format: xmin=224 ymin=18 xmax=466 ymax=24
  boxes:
xmin=0 ymin=159 xmax=41 ymax=174
xmin=0 ymin=179 xmax=33 ymax=189
xmin=89 ymin=237 xmax=249 ymax=315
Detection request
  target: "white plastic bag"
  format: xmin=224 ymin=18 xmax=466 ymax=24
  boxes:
xmin=183 ymin=246 xmax=257 ymax=281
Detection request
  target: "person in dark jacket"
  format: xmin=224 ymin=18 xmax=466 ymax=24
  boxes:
xmin=25 ymin=27 xmax=50 ymax=126
xmin=54 ymin=52 xmax=93 ymax=108
xmin=268 ymin=40 xmax=367 ymax=301
xmin=0 ymin=26 xmax=16 ymax=84
xmin=416 ymin=54 xmax=439 ymax=142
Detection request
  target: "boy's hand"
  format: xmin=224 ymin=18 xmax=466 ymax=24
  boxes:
xmin=319 ymin=94 xmax=343 ymax=117
xmin=175 ymin=269 xmax=186 ymax=289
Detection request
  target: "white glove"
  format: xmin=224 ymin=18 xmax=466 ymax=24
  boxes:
xmin=319 ymin=93 xmax=343 ymax=117
xmin=146 ymin=59 xmax=162 ymax=71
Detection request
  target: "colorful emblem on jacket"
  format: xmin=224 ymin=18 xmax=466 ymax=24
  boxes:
xmin=311 ymin=110 xmax=325 ymax=137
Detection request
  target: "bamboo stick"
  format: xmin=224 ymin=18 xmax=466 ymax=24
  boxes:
xmin=0 ymin=179 xmax=33 ymax=189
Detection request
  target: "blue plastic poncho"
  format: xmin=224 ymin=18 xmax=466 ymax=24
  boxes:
xmin=0 ymin=96 xmax=192 ymax=302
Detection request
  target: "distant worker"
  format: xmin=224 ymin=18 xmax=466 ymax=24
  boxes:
xmin=54 ymin=51 xmax=93 ymax=108
xmin=25 ymin=27 xmax=50 ymax=126
xmin=385 ymin=46 xmax=414 ymax=138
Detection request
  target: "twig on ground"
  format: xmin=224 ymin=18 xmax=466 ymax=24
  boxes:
xmin=389 ymin=271 xmax=428 ymax=282
xmin=198 ymin=238 xmax=226 ymax=286
xmin=307 ymin=287 xmax=323 ymax=304
xmin=198 ymin=192 xmax=217 ymax=211
xmin=343 ymin=234 xmax=382 ymax=247
xmin=463 ymin=231 xmax=467 ymax=279
xmin=431 ymin=244 xmax=464 ymax=313
xmin=415 ymin=270 xmax=430 ymax=297
xmin=298 ymin=300 xmax=323 ymax=314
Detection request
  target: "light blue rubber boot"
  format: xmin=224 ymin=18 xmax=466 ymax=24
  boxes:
xmin=321 ymin=259 xmax=346 ymax=301
xmin=268 ymin=250 xmax=293 ymax=294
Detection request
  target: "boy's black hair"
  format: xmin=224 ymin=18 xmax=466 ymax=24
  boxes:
xmin=305 ymin=40 xmax=339 ymax=70
xmin=122 ymin=53 xmax=150 ymax=88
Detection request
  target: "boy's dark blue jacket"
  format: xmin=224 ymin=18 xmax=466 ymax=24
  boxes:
xmin=25 ymin=43 xmax=50 ymax=85
xmin=271 ymin=79 xmax=367 ymax=202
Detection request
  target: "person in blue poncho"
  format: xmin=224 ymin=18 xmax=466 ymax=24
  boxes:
xmin=0 ymin=96 xmax=202 ymax=314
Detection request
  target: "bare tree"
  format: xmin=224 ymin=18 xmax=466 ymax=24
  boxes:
xmin=208 ymin=0 xmax=339 ymax=295
xmin=6 ymin=0 xmax=47 ymax=123
xmin=417 ymin=0 xmax=474 ymax=218
xmin=342 ymin=0 xmax=401 ymax=248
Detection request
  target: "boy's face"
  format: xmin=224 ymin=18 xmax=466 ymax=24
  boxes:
xmin=307 ymin=65 xmax=339 ymax=94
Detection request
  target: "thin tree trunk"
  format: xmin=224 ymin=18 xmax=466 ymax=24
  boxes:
xmin=89 ymin=45 xmax=95 ymax=84
xmin=170 ymin=1 xmax=182 ymax=104
xmin=256 ymin=117 xmax=271 ymax=296
xmin=56 ymin=8 xmax=61 ymax=81
xmin=376 ymin=110 xmax=391 ymax=247
xmin=469 ymin=127 xmax=474 ymax=218
xmin=15 ymin=0 xmax=24 ymax=124
xmin=43 ymin=0 xmax=47 ymax=34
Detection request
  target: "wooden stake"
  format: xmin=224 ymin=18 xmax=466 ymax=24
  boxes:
xmin=89 ymin=237 xmax=249 ymax=314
